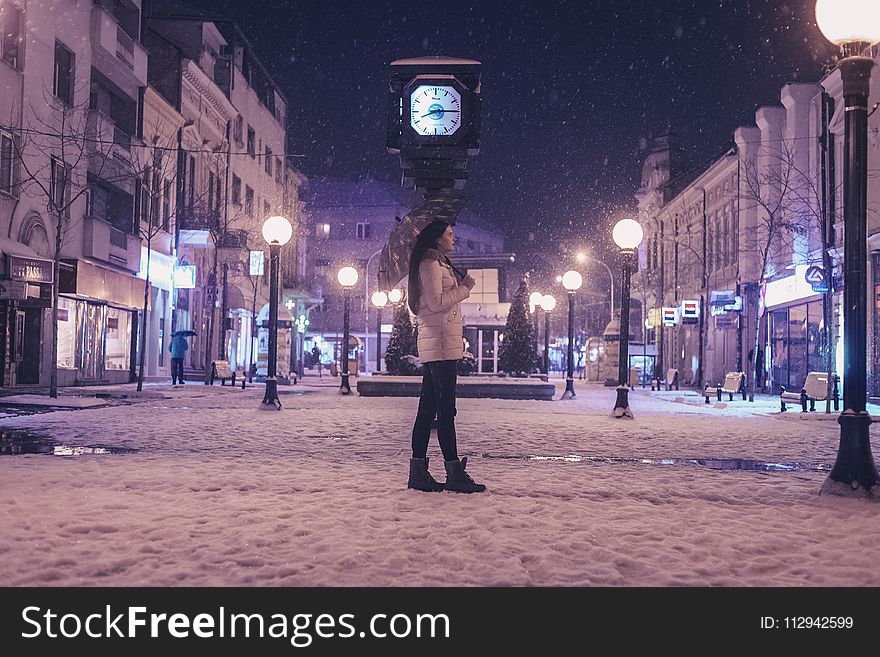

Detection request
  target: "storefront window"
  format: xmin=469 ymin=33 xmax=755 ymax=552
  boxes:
xmin=807 ymin=301 xmax=825 ymax=374
xmin=769 ymin=309 xmax=788 ymax=393
xmin=104 ymin=307 xmax=131 ymax=371
xmin=788 ymin=305 xmax=807 ymax=391
xmin=56 ymin=297 xmax=77 ymax=369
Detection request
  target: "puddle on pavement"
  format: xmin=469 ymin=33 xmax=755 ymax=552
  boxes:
xmin=0 ymin=430 xmax=137 ymax=457
xmin=482 ymin=453 xmax=830 ymax=472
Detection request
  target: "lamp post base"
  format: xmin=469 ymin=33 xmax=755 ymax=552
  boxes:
xmin=821 ymin=411 xmax=879 ymax=498
xmin=340 ymin=373 xmax=353 ymax=396
xmin=612 ymin=385 xmax=633 ymax=419
xmin=260 ymin=378 xmax=282 ymax=410
xmin=560 ymin=378 xmax=576 ymax=400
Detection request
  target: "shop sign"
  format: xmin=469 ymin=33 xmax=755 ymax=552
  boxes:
xmin=662 ymin=307 xmax=679 ymax=326
xmin=715 ymin=315 xmax=737 ymax=329
xmin=804 ymin=265 xmax=828 ymax=293
xmin=646 ymin=307 xmax=660 ymax=328
xmin=764 ymin=264 xmax=815 ymax=309
xmin=249 ymin=250 xmax=265 ymax=277
xmin=0 ymin=279 xmax=28 ymax=300
xmin=138 ymin=248 xmax=175 ymax=292
xmin=681 ymin=299 xmax=700 ymax=325
xmin=7 ymin=255 xmax=53 ymax=284
xmin=710 ymin=290 xmax=742 ymax=316
xmin=173 ymin=265 xmax=197 ymax=289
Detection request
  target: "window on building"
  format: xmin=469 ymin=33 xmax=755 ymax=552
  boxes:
xmin=53 ymin=41 xmax=74 ymax=105
xmin=245 ymin=185 xmax=253 ymax=217
xmin=265 ymin=147 xmax=272 ymax=176
xmin=315 ymin=223 xmax=330 ymax=239
xmin=187 ymin=155 xmax=195 ymax=208
xmin=247 ymin=125 xmax=255 ymax=158
xmin=0 ymin=130 xmax=13 ymax=194
xmin=356 ymin=222 xmax=371 ymax=239
xmin=233 ymin=115 xmax=243 ymax=144
xmin=275 ymin=158 xmax=282 ymax=184
xmin=50 ymin=157 xmax=69 ymax=214
xmin=264 ymin=200 xmax=270 ymax=218
xmin=163 ymin=180 xmax=171 ymax=231
xmin=1 ymin=4 xmax=23 ymax=70
xmin=232 ymin=174 xmax=241 ymax=205
xmin=141 ymin=167 xmax=153 ymax=227
xmin=208 ymin=171 xmax=215 ymax=213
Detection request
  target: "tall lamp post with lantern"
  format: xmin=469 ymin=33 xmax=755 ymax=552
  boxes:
xmin=611 ymin=218 xmax=643 ymax=419
xmin=540 ymin=294 xmax=556 ymax=375
xmin=529 ymin=291 xmax=543 ymax=360
xmin=815 ymin=0 xmax=880 ymax=496
xmin=561 ymin=271 xmax=582 ymax=399
xmin=338 ymin=266 xmax=359 ymax=395
xmin=371 ymin=290 xmax=388 ymax=373
xmin=260 ymin=215 xmax=292 ymax=410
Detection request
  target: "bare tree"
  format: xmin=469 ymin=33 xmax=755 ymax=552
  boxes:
xmin=14 ymin=84 xmax=143 ymax=397
xmin=738 ymin=139 xmax=823 ymax=402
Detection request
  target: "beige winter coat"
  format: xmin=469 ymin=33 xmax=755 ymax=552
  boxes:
xmin=414 ymin=249 xmax=470 ymax=363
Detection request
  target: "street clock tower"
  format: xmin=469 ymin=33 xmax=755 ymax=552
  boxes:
xmin=386 ymin=56 xmax=481 ymax=194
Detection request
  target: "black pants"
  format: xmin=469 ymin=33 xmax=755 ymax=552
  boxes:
xmin=411 ymin=359 xmax=459 ymax=461
xmin=171 ymin=358 xmax=184 ymax=384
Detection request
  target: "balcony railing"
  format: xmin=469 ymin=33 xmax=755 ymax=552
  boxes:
xmin=116 ymin=26 xmax=135 ymax=69
xmin=216 ymin=228 xmax=249 ymax=250
xmin=109 ymin=226 xmax=128 ymax=249
xmin=178 ymin=206 xmax=221 ymax=232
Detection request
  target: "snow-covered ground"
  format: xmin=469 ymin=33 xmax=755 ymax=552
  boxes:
xmin=1 ymin=377 xmax=878 ymax=587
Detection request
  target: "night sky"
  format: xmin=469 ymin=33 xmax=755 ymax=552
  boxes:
xmin=166 ymin=0 xmax=837 ymax=262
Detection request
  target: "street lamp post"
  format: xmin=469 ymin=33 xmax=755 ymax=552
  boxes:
xmin=561 ymin=271 xmax=582 ymax=399
xmin=540 ymin=294 xmax=556 ymax=375
xmin=815 ymin=0 xmax=880 ymax=496
xmin=338 ymin=266 xmax=359 ymax=395
xmin=611 ymin=218 xmax=644 ymax=419
xmin=260 ymin=215 xmax=292 ymax=410
xmin=529 ymin=291 xmax=543 ymax=362
xmin=577 ymin=252 xmax=615 ymax=320
xmin=371 ymin=290 xmax=388 ymax=374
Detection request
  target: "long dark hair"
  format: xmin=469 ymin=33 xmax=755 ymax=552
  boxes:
xmin=408 ymin=221 xmax=451 ymax=315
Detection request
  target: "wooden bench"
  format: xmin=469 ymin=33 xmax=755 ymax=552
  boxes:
xmin=704 ymin=371 xmax=746 ymax=403
xmin=210 ymin=360 xmax=237 ymax=386
xmin=651 ymin=368 xmax=679 ymax=391
xmin=780 ymin=372 xmax=839 ymax=412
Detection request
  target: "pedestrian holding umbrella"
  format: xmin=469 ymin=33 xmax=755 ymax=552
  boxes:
xmin=169 ymin=331 xmax=194 ymax=385
xmin=377 ymin=194 xmax=468 ymax=291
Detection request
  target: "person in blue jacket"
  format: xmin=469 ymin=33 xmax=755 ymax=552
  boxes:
xmin=169 ymin=332 xmax=189 ymax=385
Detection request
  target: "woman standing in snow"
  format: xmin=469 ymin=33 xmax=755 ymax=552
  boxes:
xmin=406 ymin=221 xmax=485 ymax=493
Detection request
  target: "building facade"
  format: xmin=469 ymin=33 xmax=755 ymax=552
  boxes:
xmin=635 ymin=56 xmax=880 ymax=395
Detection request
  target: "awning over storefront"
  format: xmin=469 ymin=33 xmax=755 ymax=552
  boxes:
xmin=225 ymin=283 xmax=248 ymax=311
xmin=59 ymin=259 xmax=146 ymax=310
xmin=0 ymin=237 xmax=54 ymax=282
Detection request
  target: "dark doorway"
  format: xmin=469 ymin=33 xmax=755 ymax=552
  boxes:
xmin=16 ymin=308 xmax=42 ymax=385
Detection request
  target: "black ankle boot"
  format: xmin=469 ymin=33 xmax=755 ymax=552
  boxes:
xmin=443 ymin=457 xmax=486 ymax=493
xmin=408 ymin=457 xmax=444 ymax=492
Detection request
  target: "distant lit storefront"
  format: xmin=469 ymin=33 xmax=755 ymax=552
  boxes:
xmin=762 ymin=265 xmax=829 ymax=394
xmin=57 ymin=260 xmax=144 ymax=385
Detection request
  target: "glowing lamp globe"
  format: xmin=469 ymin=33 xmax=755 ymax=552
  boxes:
xmin=371 ymin=291 xmax=388 ymax=308
xmin=562 ymin=270 xmax=583 ymax=292
xmin=612 ymin=219 xmax=644 ymax=250
xmin=261 ymin=215 xmax=292 ymax=246
xmin=337 ymin=266 xmax=359 ymax=288
xmin=815 ymin=0 xmax=880 ymax=46
xmin=540 ymin=294 xmax=557 ymax=312
xmin=529 ymin=291 xmax=544 ymax=310
xmin=388 ymin=288 xmax=403 ymax=304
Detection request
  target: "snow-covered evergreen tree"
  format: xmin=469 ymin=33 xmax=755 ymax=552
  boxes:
xmin=384 ymin=303 xmax=420 ymax=375
xmin=499 ymin=274 xmax=538 ymax=375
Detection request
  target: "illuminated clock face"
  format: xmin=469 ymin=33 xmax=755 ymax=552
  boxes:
xmin=409 ymin=85 xmax=462 ymax=136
